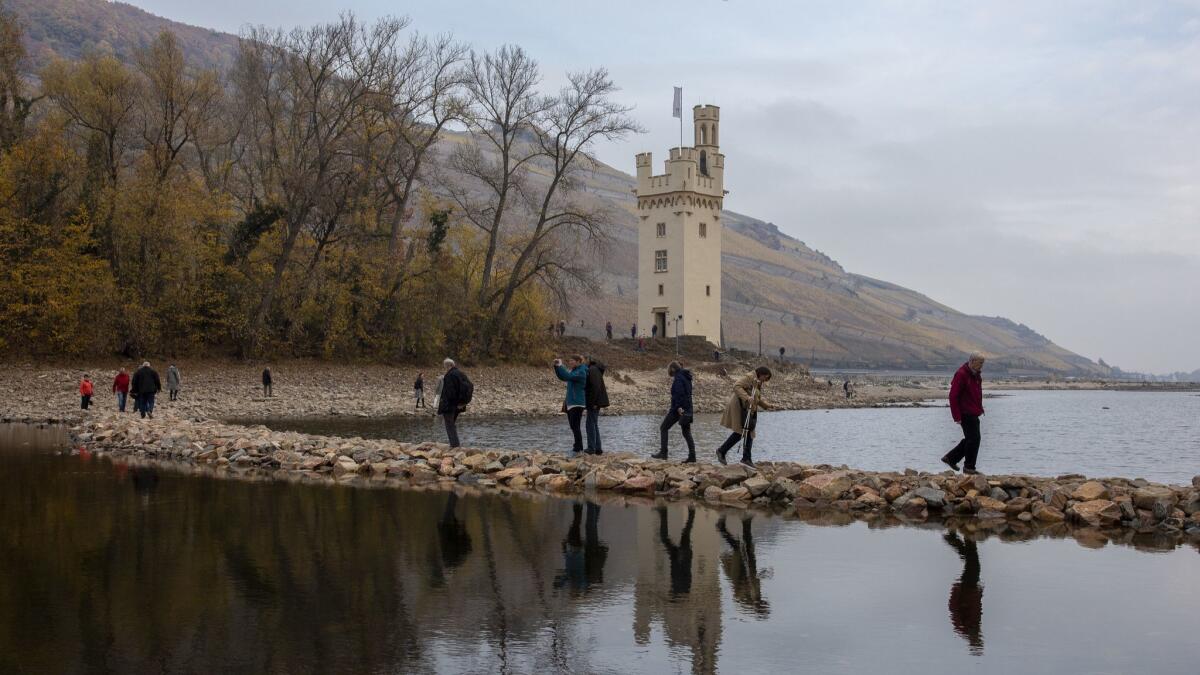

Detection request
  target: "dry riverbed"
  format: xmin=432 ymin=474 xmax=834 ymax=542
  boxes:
xmin=0 ymin=362 xmax=936 ymax=421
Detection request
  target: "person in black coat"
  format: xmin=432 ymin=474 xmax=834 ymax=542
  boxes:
xmin=584 ymin=358 xmax=609 ymax=455
xmin=262 ymin=368 xmax=273 ymax=397
xmin=438 ymin=358 xmax=472 ymax=448
xmin=130 ymin=361 xmax=162 ymax=419
xmin=653 ymin=361 xmax=695 ymax=463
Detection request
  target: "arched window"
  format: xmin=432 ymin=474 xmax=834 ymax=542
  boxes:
xmin=699 ymin=150 xmax=708 ymax=176
xmin=699 ymin=124 xmax=708 ymax=146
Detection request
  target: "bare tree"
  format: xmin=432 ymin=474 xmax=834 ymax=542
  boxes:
xmin=0 ymin=3 xmax=39 ymax=153
xmin=232 ymin=14 xmax=409 ymax=352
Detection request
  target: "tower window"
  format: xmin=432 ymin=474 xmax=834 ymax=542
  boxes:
xmin=656 ymin=222 xmax=666 ymax=238
xmin=699 ymin=222 xmax=707 ymax=238
xmin=655 ymin=249 xmax=668 ymax=272
xmin=658 ymin=284 xmax=664 ymax=296
xmin=699 ymin=150 xmax=708 ymax=176
xmin=706 ymin=285 xmax=711 ymax=296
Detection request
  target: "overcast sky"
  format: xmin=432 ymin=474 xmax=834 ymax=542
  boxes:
xmin=132 ymin=0 xmax=1200 ymax=373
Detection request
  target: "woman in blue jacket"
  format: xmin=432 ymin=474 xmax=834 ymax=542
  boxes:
xmin=652 ymin=361 xmax=695 ymax=463
xmin=554 ymin=354 xmax=589 ymax=454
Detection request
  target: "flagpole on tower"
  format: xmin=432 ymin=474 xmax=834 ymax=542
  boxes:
xmin=673 ymin=86 xmax=683 ymax=149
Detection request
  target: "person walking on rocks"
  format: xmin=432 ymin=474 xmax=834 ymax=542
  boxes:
xmin=653 ymin=361 xmax=696 ymax=463
xmin=438 ymin=358 xmax=473 ymax=448
xmin=414 ymin=372 xmax=426 ymax=409
xmin=942 ymin=353 xmax=986 ymax=475
xmin=131 ymin=361 xmax=161 ymax=419
xmin=112 ymin=367 xmax=130 ymax=412
xmin=714 ymin=366 xmax=775 ymax=467
xmin=79 ymin=374 xmax=94 ymax=410
xmin=605 ymin=321 xmax=613 ymax=341
xmin=166 ymin=364 xmax=181 ymax=401
xmin=554 ymin=354 xmax=589 ymax=455
xmin=584 ymin=357 xmax=609 ymax=455
xmin=262 ymin=367 xmax=273 ymax=397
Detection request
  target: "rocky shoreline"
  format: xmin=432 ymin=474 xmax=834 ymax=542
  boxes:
xmin=56 ymin=412 xmax=1200 ymax=547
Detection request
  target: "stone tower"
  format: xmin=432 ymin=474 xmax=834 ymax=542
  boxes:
xmin=635 ymin=105 xmax=725 ymax=345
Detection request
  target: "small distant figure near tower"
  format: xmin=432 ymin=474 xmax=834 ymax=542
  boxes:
xmin=635 ymin=104 xmax=725 ymax=346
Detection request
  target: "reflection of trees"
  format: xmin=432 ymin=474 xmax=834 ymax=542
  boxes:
xmin=716 ymin=513 xmax=770 ymax=617
xmin=658 ymin=505 xmax=695 ymax=598
xmin=944 ymin=531 xmax=984 ymax=655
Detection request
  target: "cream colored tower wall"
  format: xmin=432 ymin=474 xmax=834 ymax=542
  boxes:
xmin=635 ymin=105 xmax=725 ymax=345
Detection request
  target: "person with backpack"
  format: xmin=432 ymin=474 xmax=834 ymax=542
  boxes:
xmin=79 ymin=374 xmax=94 ymax=410
xmin=584 ymin=357 xmax=609 ymax=455
xmin=652 ymin=361 xmax=695 ymax=463
xmin=554 ymin=354 xmax=589 ymax=455
xmin=438 ymin=358 xmax=473 ymax=448
xmin=130 ymin=361 xmax=162 ymax=419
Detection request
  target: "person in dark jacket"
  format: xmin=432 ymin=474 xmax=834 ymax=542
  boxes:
xmin=584 ymin=357 xmax=609 ymax=455
xmin=438 ymin=358 xmax=471 ymax=448
xmin=942 ymin=353 xmax=986 ymax=474
xmin=130 ymin=361 xmax=162 ymax=419
xmin=262 ymin=367 xmax=273 ymax=397
xmin=554 ymin=354 xmax=588 ymax=455
xmin=653 ymin=361 xmax=696 ymax=462
xmin=414 ymin=372 xmax=425 ymax=409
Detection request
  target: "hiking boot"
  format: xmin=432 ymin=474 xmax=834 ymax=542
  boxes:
xmin=716 ymin=448 xmax=728 ymax=465
xmin=740 ymin=457 xmax=756 ymax=469
xmin=682 ymin=454 xmax=696 ymax=464
xmin=963 ymin=468 xmax=980 ymax=475
xmin=650 ymin=451 xmax=668 ymax=461
xmin=940 ymin=455 xmax=960 ymax=471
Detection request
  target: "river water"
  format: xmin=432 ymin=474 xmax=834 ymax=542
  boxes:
xmin=238 ymin=389 xmax=1200 ymax=484
xmin=2 ymin=422 xmax=1198 ymax=674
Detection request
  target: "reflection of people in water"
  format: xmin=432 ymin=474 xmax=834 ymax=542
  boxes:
xmin=657 ymin=505 xmax=695 ymax=598
xmin=554 ymin=501 xmax=608 ymax=594
xmin=944 ymin=531 xmax=984 ymax=655
xmin=431 ymin=492 xmax=473 ymax=587
xmin=129 ymin=466 xmax=159 ymax=495
xmin=716 ymin=513 xmax=769 ymax=617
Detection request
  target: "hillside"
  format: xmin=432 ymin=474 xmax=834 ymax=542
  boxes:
xmin=5 ymin=0 xmax=1105 ymax=376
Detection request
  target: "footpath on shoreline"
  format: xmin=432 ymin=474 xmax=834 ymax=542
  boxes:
xmin=41 ymin=411 xmax=1200 ymax=546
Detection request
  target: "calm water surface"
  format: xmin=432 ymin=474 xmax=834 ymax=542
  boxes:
xmin=240 ymin=390 xmax=1200 ymax=484
xmin=2 ymin=423 xmax=1199 ymax=674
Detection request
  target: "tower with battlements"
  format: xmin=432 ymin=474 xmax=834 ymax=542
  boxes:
xmin=635 ymin=105 xmax=725 ymax=345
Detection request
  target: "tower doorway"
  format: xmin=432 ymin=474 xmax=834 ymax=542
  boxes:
xmin=654 ymin=310 xmax=667 ymax=338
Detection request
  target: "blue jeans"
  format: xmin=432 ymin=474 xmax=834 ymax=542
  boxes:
xmin=585 ymin=407 xmax=602 ymax=453
xmin=117 ymin=391 xmax=127 ymax=412
xmin=138 ymin=392 xmax=156 ymax=417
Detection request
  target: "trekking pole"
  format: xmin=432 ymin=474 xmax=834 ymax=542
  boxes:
xmin=739 ymin=381 xmax=760 ymax=456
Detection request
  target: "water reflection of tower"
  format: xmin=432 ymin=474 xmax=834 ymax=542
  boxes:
xmin=635 ymin=503 xmax=722 ymax=675
xmin=944 ymin=531 xmax=984 ymax=655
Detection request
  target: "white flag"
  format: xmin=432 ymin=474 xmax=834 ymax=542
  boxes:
xmin=672 ymin=86 xmax=682 ymax=119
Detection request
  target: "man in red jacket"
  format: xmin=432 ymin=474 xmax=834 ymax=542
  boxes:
xmin=942 ymin=353 xmax=986 ymax=474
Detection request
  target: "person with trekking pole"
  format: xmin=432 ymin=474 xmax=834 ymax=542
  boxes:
xmin=714 ymin=366 xmax=776 ymax=468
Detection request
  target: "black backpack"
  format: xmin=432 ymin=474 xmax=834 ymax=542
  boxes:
xmin=457 ymin=371 xmax=474 ymax=406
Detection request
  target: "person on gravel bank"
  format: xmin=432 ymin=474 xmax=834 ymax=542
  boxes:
xmin=584 ymin=357 xmax=609 ymax=455
xmin=554 ymin=355 xmax=589 ymax=455
xmin=942 ymin=353 xmax=986 ymax=475
xmin=131 ymin=362 xmax=161 ymax=419
xmin=653 ymin=361 xmax=696 ymax=463
xmin=714 ymin=366 xmax=776 ymax=468
xmin=112 ymin=368 xmax=130 ymax=412
xmin=79 ymin=375 xmax=94 ymax=410
xmin=262 ymin=367 xmax=273 ymax=397
xmin=414 ymin=372 xmax=425 ymax=409
xmin=166 ymin=364 xmax=181 ymax=401
xmin=438 ymin=358 xmax=473 ymax=448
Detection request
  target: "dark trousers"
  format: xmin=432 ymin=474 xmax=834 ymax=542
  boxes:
xmin=716 ymin=410 xmax=756 ymax=462
xmin=81 ymin=395 xmax=91 ymax=410
xmin=263 ymin=383 xmax=272 ymax=397
xmin=169 ymin=389 xmax=178 ymax=401
xmin=443 ymin=410 xmax=461 ymax=448
xmin=415 ymin=389 xmax=424 ymax=408
xmin=137 ymin=393 xmax=156 ymax=418
xmin=566 ymin=407 xmax=584 ymax=453
xmin=945 ymin=415 xmax=981 ymax=470
xmin=585 ymin=407 xmax=602 ymax=453
xmin=660 ymin=410 xmax=695 ymax=457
